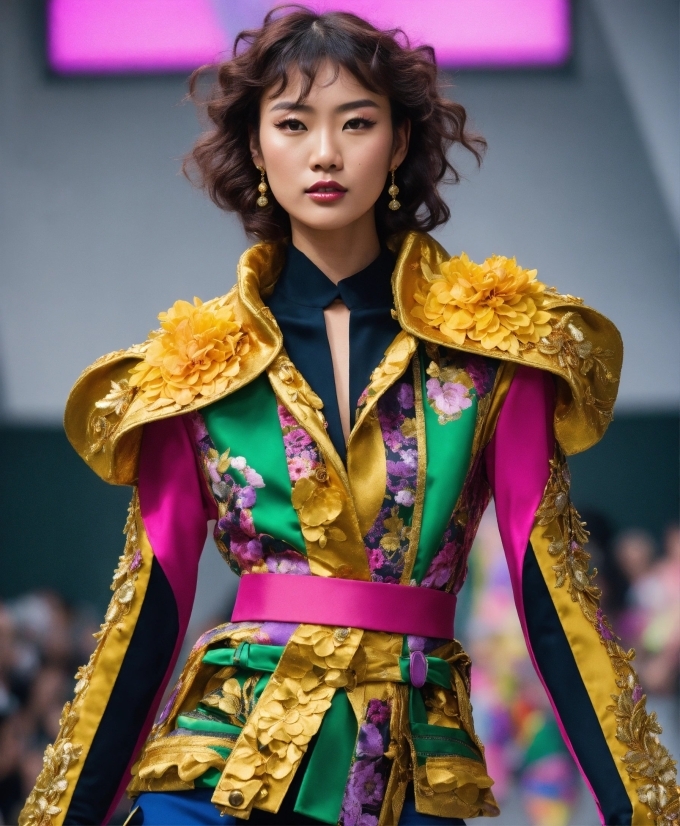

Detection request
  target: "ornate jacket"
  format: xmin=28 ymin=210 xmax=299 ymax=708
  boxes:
xmin=21 ymin=232 xmax=678 ymax=826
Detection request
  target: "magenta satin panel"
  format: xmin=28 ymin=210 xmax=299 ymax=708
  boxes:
xmin=103 ymin=415 xmax=210 ymax=823
xmin=232 ymin=572 xmax=456 ymax=639
xmin=486 ymin=366 xmax=603 ymax=823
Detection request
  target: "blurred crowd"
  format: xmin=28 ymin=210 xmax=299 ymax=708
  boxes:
xmin=0 ymin=517 xmax=678 ymax=825
xmin=0 ymin=594 xmax=99 ymax=825
xmin=458 ymin=510 xmax=680 ymax=826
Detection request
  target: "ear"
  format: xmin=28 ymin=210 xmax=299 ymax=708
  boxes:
xmin=390 ymin=119 xmax=411 ymax=170
xmin=249 ymin=127 xmax=264 ymax=169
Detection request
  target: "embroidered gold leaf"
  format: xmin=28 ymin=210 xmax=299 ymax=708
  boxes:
xmin=536 ymin=454 xmax=678 ymax=826
xmin=20 ymin=493 xmax=143 ymax=826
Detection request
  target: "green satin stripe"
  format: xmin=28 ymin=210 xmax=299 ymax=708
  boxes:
xmin=202 ymin=375 xmax=306 ymax=554
xmin=412 ymin=345 xmax=478 ymax=584
xmin=409 ymin=687 xmax=481 ymax=765
xmin=398 ymin=656 xmax=451 ymax=690
xmin=195 ymin=746 xmax=233 ymax=789
xmin=202 ymin=642 xmax=285 ymax=672
xmin=176 ymin=713 xmax=242 ymax=737
xmin=295 ymin=690 xmax=357 ymax=824
xmin=195 ymin=767 xmax=227 ymax=789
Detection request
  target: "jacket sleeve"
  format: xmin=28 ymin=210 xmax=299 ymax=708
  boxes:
xmin=20 ymin=415 xmax=215 ymax=826
xmin=485 ymin=365 xmax=679 ymax=826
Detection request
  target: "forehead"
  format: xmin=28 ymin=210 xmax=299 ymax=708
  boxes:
xmin=262 ymin=61 xmax=385 ymax=110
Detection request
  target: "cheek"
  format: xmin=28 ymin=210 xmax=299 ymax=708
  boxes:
xmin=258 ymin=131 xmax=304 ymax=193
xmin=347 ymin=131 xmax=394 ymax=196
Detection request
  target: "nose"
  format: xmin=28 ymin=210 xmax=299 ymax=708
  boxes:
xmin=309 ymin=126 xmax=343 ymax=172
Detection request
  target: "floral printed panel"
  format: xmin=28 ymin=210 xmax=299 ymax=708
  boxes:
xmin=190 ymin=412 xmax=309 ymax=576
xmin=340 ymin=698 xmax=393 ymax=826
xmin=425 ymin=346 xmax=497 ymax=425
xmin=363 ymin=379 xmax=418 ymax=583
xmin=422 ymin=453 xmax=492 ymax=594
xmin=420 ymin=347 xmax=498 ymax=593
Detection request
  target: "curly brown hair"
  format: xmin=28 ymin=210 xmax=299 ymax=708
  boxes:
xmin=184 ymin=6 xmax=485 ymax=242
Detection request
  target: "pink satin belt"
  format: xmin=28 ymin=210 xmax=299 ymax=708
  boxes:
xmin=231 ymin=573 xmax=456 ymax=639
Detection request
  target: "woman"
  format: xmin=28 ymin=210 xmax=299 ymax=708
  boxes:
xmin=20 ymin=8 xmax=677 ymax=826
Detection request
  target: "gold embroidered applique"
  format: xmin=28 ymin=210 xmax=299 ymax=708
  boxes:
xmin=537 ymin=456 xmax=679 ymax=826
xmin=87 ymin=379 xmax=137 ymax=458
xmin=523 ymin=311 xmax=617 ymax=423
xmin=276 ymin=359 xmax=324 ymax=423
xmin=19 ymin=493 xmax=143 ymax=826
xmin=380 ymin=506 xmax=411 ymax=553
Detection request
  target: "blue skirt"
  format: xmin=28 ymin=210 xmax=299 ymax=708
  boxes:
xmin=129 ymin=788 xmax=465 ymax=825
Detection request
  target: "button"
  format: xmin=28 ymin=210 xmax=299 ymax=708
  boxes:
xmin=228 ymin=790 xmax=245 ymax=807
xmin=334 ymin=627 xmax=350 ymax=643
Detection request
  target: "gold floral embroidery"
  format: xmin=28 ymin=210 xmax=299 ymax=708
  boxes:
xmin=291 ymin=475 xmax=346 ymax=548
xmin=536 ymin=456 xmax=679 ymax=826
xmin=20 ymin=493 xmax=143 ymax=826
xmin=523 ymin=311 xmax=617 ymax=423
xmin=86 ymin=379 xmax=137 ymax=458
xmin=202 ymin=674 xmax=262 ymax=725
xmin=380 ymin=506 xmax=411 ymax=553
xmin=411 ymin=253 xmax=552 ymax=355
xmin=129 ymin=296 xmax=249 ymax=412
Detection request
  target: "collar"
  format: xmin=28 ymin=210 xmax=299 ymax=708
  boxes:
xmin=272 ymin=244 xmax=396 ymax=311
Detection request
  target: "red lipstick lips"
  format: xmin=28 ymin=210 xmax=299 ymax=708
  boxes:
xmin=305 ymin=180 xmax=347 ymax=203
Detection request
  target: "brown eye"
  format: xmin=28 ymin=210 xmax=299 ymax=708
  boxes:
xmin=344 ymin=117 xmax=376 ymax=130
xmin=276 ymin=118 xmax=307 ymax=132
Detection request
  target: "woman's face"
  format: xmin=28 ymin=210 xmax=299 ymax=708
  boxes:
xmin=251 ymin=61 xmax=409 ymax=234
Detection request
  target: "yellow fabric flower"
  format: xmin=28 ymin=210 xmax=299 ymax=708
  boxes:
xmin=412 ymin=254 xmax=552 ymax=356
xmin=291 ymin=477 xmax=346 ymax=548
xmin=129 ymin=297 xmax=249 ymax=409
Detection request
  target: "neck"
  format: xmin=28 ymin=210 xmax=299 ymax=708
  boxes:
xmin=289 ymin=210 xmax=381 ymax=284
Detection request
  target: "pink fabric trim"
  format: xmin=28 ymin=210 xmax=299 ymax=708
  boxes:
xmin=486 ymin=366 xmax=603 ymax=825
xmin=232 ymin=573 xmax=456 ymax=639
xmin=103 ymin=415 xmax=209 ymax=823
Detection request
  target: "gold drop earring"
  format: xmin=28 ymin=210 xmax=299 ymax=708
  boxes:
xmin=388 ymin=168 xmax=401 ymax=211
xmin=256 ymin=166 xmax=269 ymax=208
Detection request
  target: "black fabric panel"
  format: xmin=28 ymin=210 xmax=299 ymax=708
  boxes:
xmin=266 ymin=243 xmax=397 ymax=463
xmin=523 ymin=544 xmax=633 ymax=825
xmin=65 ymin=558 xmax=179 ymax=825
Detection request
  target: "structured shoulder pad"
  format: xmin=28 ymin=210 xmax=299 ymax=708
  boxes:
xmin=393 ymin=232 xmax=622 ymax=454
xmin=64 ymin=287 xmax=282 ymax=484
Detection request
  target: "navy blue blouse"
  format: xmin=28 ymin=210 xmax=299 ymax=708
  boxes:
xmin=267 ymin=244 xmax=400 ymax=462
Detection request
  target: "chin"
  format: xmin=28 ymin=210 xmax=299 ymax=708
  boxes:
xmin=291 ymin=206 xmax=372 ymax=233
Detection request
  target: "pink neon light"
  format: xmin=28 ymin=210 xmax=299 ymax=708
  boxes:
xmin=48 ymin=0 xmax=228 ymax=74
xmin=314 ymin=0 xmax=571 ymax=67
xmin=48 ymin=0 xmax=570 ymax=74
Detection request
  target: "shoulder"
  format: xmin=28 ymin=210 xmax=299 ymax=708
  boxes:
xmin=64 ymin=285 xmax=280 ymax=484
xmin=392 ymin=232 xmax=623 ymax=454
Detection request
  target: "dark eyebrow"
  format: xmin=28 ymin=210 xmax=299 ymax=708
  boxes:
xmin=268 ymin=98 xmax=380 ymax=114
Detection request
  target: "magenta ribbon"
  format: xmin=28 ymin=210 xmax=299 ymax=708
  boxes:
xmin=232 ymin=573 xmax=456 ymax=639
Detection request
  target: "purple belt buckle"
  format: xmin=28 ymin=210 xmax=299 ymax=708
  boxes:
xmin=409 ymin=650 xmax=428 ymax=688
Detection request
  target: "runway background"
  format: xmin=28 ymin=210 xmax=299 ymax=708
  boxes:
xmin=0 ymin=1 xmax=678 ymax=824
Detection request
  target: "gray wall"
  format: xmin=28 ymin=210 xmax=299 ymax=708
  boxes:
xmin=0 ymin=0 xmax=678 ymax=423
